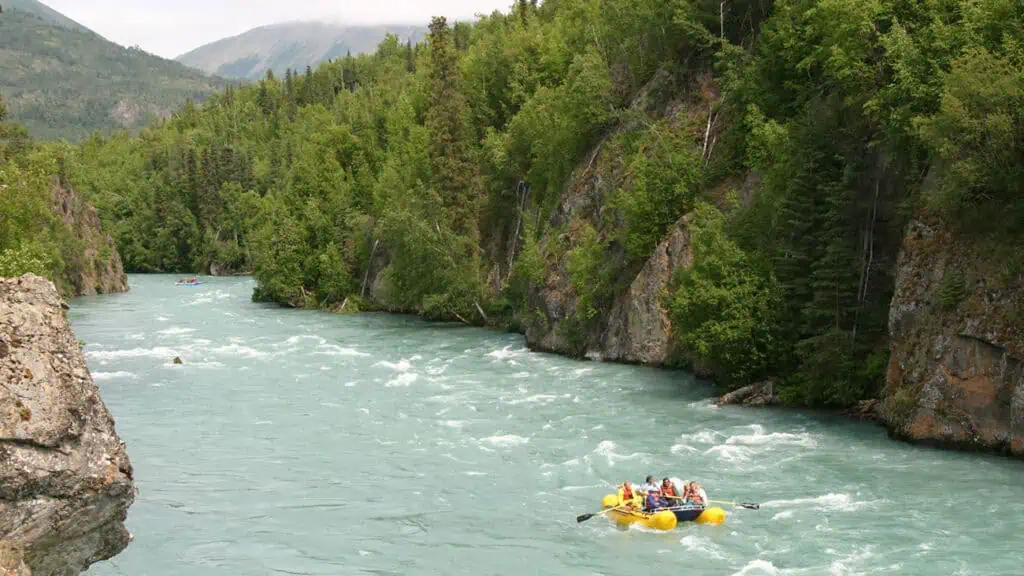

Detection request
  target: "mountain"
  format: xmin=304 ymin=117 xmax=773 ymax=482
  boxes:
xmin=0 ymin=6 xmax=228 ymax=140
xmin=176 ymin=21 xmax=426 ymax=80
xmin=3 ymin=0 xmax=95 ymax=34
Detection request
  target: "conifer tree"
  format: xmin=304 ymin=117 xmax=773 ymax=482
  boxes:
xmin=425 ymin=16 xmax=477 ymax=239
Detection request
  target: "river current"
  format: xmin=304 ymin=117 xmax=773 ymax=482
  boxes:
xmin=71 ymin=275 xmax=1023 ymax=575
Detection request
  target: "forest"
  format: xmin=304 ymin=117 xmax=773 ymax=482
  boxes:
xmin=3 ymin=0 xmax=1022 ymax=407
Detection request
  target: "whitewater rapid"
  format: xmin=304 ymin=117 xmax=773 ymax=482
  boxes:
xmin=70 ymin=275 xmax=1024 ymax=576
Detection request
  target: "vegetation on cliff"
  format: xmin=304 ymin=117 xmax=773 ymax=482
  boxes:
xmin=0 ymin=95 xmax=126 ymax=296
xmin=63 ymin=0 xmax=1024 ymax=407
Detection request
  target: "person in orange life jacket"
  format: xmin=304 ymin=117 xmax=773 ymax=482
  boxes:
xmin=621 ymin=481 xmax=634 ymax=501
xmin=683 ymin=481 xmax=706 ymax=506
xmin=661 ymin=477 xmax=679 ymax=501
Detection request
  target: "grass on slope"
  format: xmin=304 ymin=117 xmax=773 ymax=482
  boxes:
xmin=0 ymin=9 xmax=228 ymax=141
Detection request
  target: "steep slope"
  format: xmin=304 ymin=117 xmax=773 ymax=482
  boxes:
xmin=3 ymin=0 xmax=94 ymax=34
xmin=0 ymin=274 xmax=136 ymax=576
xmin=0 ymin=9 xmax=227 ymax=140
xmin=176 ymin=21 xmax=425 ymax=80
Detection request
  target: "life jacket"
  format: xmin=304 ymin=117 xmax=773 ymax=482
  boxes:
xmin=622 ymin=483 xmax=634 ymax=501
xmin=662 ymin=483 xmax=677 ymax=498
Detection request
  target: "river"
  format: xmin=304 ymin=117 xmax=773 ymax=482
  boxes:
xmin=70 ymin=275 xmax=1023 ymax=575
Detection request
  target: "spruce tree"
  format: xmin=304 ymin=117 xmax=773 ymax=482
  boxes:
xmin=425 ymin=16 xmax=477 ymax=239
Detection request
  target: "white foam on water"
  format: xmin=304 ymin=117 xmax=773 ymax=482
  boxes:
xmin=592 ymin=440 xmax=648 ymax=467
xmin=762 ymin=493 xmax=873 ymax=513
xmin=731 ymin=559 xmax=780 ymax=576
xmin=704 ymin=444 xmax=753 ymax=462
xmin=156 ymin=316 xmax=169 ymax=322
xmin=86 ymin=346 xmax=182 ymax=361
xmin=386 ymin=373 xmax=418 ymax=387
xmin=511 ymin=371 xmax=531 ymax=379
xmin=670 ymin=443 xmax=699 ymax=455
xmin=317 ymin=344 xmax=371 ymax=357
xmin=375 ymin=359 xmax=411 ymax=372
xmin=679 ymin=534 xmax=726 ymax=560
xmin=464 ymin=471 xmax=488 ymax=476
xmin=442 ymin=420 xmax=465 ymax=429
xmin=692 ymin=429 xmax=724 ymax=444
xmin=772 ymin=510 xmax=795 ymax=521
xmin=212 ymin=343 xmax=269 ymax=360
xmin=283 ymin=335 xmax=326 ymax=346
xmin=559 ymin=484 xmax=601 ymax=492
xmin=506 ymin=394 xmax=558 ymax=405
xmin=157 ymin=327 xmax=196 ymax=336
xmin=125 ymin=333 xmax=146 ymax=341
xmin=426 ymin=363 xmax=450 ymax=376
xmin=725 ymin=425 xmax=817 ymax=448
xmin=487 ymin=346 xmax=528 ymax=360
xmin=479 ymin=434 xmax=530 ymax=447
xmin=344 ymin=381 xmax=358 ymax=387
xmin=92 ymin=371 xmax=137 ymax=381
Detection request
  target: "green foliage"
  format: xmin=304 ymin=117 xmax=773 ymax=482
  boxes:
xmin=0 ymin=243 xmax=52 ymax=278
xmin=38 ymin=0 xmax=1024 ymax=411
xmin=938 ymin=267 xmax=967 ymax=310
xmin=613 ymin=121 xmax=703 ymax=263
xmin=666 ymin=202 xmax=782 ymax=386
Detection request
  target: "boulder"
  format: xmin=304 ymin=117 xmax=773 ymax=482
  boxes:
xmin=0 ymin=274 xmax=136 ymax=575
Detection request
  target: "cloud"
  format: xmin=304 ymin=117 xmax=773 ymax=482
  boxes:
xmin=43 ymin=0 xmax=514 ymax=59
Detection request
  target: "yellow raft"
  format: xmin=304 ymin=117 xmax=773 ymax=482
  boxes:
xmin=600 ymin=491 xmax=727 ymax=531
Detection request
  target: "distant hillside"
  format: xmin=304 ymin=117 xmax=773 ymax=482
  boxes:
xmin=0 ymin=8 xmax=228 ymax=140
xmin=176 ymin=21 xmax=426 ymax=80
xmin=3 ymin=0 xmax=95 ymax=34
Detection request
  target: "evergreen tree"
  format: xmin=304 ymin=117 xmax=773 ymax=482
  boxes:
xmin=425 ymin=16 xmax=477 ymax=238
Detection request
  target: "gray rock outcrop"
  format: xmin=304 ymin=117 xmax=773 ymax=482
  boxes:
xmin=0 ymin=274 xmax=136 ymax=575
xmin=882 ymin=217 xmax=1024 ymax=456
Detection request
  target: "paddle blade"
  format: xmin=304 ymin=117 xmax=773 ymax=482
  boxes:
xmin=576 ymin=513 xmax=597 ymax=523
xmin=739 ymin=503 xmax=760 ymax=510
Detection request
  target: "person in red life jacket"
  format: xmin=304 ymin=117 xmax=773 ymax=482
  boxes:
xmin=621 ymin=481 xmax=634 ymax=501
xmin=661 ymin=477 xmax=679 ymax=502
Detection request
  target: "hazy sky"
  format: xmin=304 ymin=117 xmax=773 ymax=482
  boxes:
xmin=44 ymin=0 xmax=515 ymax=59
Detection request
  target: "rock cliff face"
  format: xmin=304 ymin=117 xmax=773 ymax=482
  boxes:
xmin=522 ymin=70 xmax=709 ymax=369
xmin=51 ymin=177 xmax=128 ymax=297
xmin=0 ymin=275 xmax=136 ymax=575
xmin=882 ymin=217 xmax=1024 ymax=456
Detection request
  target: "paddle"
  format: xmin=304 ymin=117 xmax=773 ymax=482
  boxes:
xmin=708 ymin=499 xmax=760 ymax=510
xmin=576 ymin=505 xmax=625 ymax=523
xmin=664 ymin=494 xmax=760 ymax=510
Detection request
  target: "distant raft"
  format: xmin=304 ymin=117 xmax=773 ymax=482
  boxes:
xmin=600 ymin=492 xmax=726 ymax=531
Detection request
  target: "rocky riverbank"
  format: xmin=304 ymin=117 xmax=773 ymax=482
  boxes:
xmin=0 ymin=274 xmax=136 ymax=575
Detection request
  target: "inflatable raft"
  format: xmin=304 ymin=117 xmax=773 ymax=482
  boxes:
xmin=600 ymin=491 xmax=727 ymax=531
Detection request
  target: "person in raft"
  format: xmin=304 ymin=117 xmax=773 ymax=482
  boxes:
xmin=661 ymin=477 xmax=680 ymax=501
xmin=682 ymin=481 xmax=707 ymax=506
xmin=644 ymin=488 xmax=673 ymax=512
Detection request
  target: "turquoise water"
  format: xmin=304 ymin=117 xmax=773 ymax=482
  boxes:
xmin=72 ymin=275 xmax=1024 ymax=576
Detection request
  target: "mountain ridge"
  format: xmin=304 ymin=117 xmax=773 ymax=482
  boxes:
xmin=3 ymin=0 xmax=96 ymax=34
xmin=176 ymin=20 xmax=426 ymax=80
xmin=0 ymin=7 xmax=227 ymax=140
